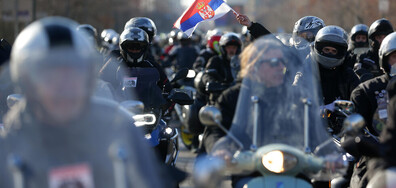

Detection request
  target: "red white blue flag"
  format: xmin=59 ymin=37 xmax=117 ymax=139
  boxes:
xmin=174 ymin=0 xmax=233 ymax=36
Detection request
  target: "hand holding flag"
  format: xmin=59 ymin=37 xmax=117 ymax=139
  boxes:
xmin=174 ymin=0 xmax=234 ymax=37
xmin=235 ymin=13 xmax=252 ymax=28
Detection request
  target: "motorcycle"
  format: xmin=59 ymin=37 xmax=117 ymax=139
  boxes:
xmin=169 ymin=69 xmax=205 ymax=151
xmin=120 ymin=68 xmax=194 ymax=166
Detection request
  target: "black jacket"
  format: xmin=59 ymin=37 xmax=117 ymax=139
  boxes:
xmin=318 ymin=63 xmax=361 ymax=104
xmin=163 ymin=45 xmax=198 ymax=71
xmin=193 ymin=48 xmax=217 ymax=72
xmin=379 ymin=93 xmax=396 ymax=167
xmin=202 ymin=82 xmax=241 ymax=153
xmin=202 ymin=55 xmax=234 ymax=85
xmin=349 ymin=78 xmax=396 ymax=188
xmin=247 ymin=22 xmax=272 ymax=40
xmin=350 ymin=74 xmax=390 ymax=136
xmin=99 ymin=56 xmax=171 ymax=97
xmin=354 ymin=49 xmax=383 ymax=79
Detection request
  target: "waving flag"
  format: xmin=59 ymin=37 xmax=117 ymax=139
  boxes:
xmin=174 ymin=0 xmax=233 ymax=36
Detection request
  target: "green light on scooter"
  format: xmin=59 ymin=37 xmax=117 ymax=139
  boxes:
xmin=262 ymin=150 xmax=298 ymax=173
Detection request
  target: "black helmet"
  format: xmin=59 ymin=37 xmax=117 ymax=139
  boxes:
xmin=124 ymin=17 xmax=157 ymax=44
xmin=77 ymin=24 xmax=98 ymax=46
xmin=379 ymin=32 xmax=396 ymax=74
xmin=119 ymin=27 xmax=149 ymax=65
xmin=219 ymin=32 xmax=242 ymax=57
xmin=292 ymin=16 xmax=325 ymax=49
xmin=368 ymin=18 xmax=393 ymax=50
xmin=312 ymin=25 xmax=348 ymax=69
xmin=350 ymin=24 xmax=369 ymax=48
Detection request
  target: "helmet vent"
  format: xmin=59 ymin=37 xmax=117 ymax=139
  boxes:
xmin=44 ymin=25 xmax=73 ymax=47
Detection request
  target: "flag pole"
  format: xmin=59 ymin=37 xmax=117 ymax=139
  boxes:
xmin=224 ymin=2 xmax=239 ymax=16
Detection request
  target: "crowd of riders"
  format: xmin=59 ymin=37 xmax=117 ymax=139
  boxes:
xmin=1 ymin=11 xmax=396 ymax=188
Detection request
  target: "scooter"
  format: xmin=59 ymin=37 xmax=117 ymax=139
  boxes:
xmin=194 ymin=105 xmax=364 ymax=188
xmin=192 ymin=75 xmax=361 ymax=188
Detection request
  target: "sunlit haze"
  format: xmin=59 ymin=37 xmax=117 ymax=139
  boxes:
xmin=180 ymin=0 xmax=195 ymax=8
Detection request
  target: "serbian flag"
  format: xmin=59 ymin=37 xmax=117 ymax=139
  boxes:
xmin=174 ymin=0 xmax=233 ymax=36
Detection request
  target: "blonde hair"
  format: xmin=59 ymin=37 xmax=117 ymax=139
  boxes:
xmin=239 ymin=37 xmax=284 ymax=78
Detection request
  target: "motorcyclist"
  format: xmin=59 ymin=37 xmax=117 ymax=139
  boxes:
xmin=350 ymin=32 xmax=396 ymax=137
xmin=77 ymin=24 xmax=108 ymax=74
xmin=99 ymin=27 xmax=172 ymax=100
xmin=236 ymin=14 xmax=325 ymax=63
xmin=349 ymin=24 xmax=369 ymax=55
xmin=233 ymin=13 xmax=272 ymax=40
xmin=161 ymin=29 xmax=180 ymax=63
xmin=345 ymin=32 xmax=396 ymax=188
xmin=123 ymin=17 xmax=171 ymax=92
xmin=296 ymin=25 xmax=360 ymax=105
xmin=209 ymin=36 xmax=324 ymax=188
xmin=192 ymin=33 xmax=222 ymax=72
xmin=182 ymin=33 xmax=222 ymax=144
xmin=124 ymin=17 xmax=162 ymax=63
xmin=99 ymin=28 xmax=119 ymax=57
xmin=163 ymin=32 xmax=199 ymax=72
xmin=364 ymin=76 xmax=396 ymax=187
xmin=291 ymin=16 xmax=326 ymax=58
xmin=344 ymin=24 xmax=369 ymax=70
xmin=0 ymin=17 xmax=167 ymax=188
xmin=202 ymin=32 xmax=242 ymax=89
xmin=354 ymin=18 xmax=394 ymax=80
xmin=191 ymin=29 xmax=204 ymax=50
xmin=201 ymin=42 xmax=259 ymax=154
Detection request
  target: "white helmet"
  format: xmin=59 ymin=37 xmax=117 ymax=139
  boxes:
xmin=10 ymin=16 xmax=100 ymax=124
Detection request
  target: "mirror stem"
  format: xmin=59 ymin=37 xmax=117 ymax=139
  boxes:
xmin=251 ymin=96 xmax=259 ymax=151
xmin=215 ymin=120 xmax=244 ymax=150
xmin=303 ymin=98 xmax=312 ymax=153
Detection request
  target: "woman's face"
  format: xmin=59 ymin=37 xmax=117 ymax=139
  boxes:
xmin=256 ymin=49 xmax=286 ymax=87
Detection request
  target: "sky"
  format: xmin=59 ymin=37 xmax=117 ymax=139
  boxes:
xmin=180 ymin=0 xmax=195 ymax=8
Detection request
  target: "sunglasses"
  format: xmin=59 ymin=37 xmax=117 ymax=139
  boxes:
xmin=257 ymin=57 xmax=285 ymax=68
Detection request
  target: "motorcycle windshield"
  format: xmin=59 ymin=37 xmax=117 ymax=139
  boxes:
xmin=212 ymin=35 xmax=332 ymax=156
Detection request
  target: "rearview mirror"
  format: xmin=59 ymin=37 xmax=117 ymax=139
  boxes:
xmin=171 ymin=68 xmax=189 ymax=83
xmin=198 ymin=105 xmax=222 ymax=126
xmin=343 ymin=113 xmax=365 ymax=134
xmin=334 ymin=100 xmax=355 ymax=115
xmin=168 ymin=88 xmax=194 ymax=105
xmin=193 ymin=156 xmax=225 ymax=188
xmin=7 ymin=94 xmax=23 ymax=109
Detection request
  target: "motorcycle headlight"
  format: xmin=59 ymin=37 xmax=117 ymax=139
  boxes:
xmin=187 ymin=69 xmax=196 ymax=78
xmin=133 ymin=114 xmax=156 ymax=127
xmin=262 ymin=150 xmax=298 ymax=173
